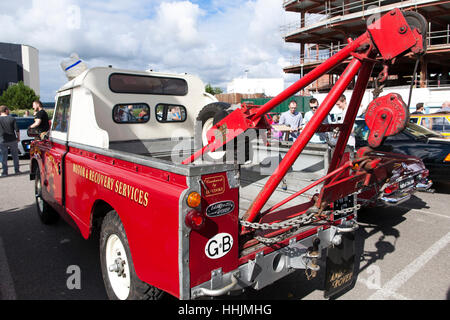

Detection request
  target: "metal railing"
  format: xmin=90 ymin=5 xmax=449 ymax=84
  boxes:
xmin=285 ymin=26 xmax=450 ymax=67
xmin=281 ymin=0 xmax=412 ymax=35
xmin=428 ymin=28 xmax=450 ymax=47
xmin=285 ymin=43 xmax=348 ymax=66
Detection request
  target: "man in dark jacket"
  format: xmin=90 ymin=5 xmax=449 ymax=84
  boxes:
xmin=0 ymin=105 xmax=21 ymax=176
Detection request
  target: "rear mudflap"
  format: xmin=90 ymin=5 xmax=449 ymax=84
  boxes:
xmin=324 ymin=232 xmax=356 ymax=298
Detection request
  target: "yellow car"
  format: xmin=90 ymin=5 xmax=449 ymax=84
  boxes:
xmin=409 ymin=113 xmax=450 ymax=138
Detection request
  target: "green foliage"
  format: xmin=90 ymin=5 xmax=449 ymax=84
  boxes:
xmin=0 ymin=81 xmax=40 ymax=110
xmin=205 ymin=83 xmax=223 ymax=95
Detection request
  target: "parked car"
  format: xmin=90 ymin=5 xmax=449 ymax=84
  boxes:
xmin=409 ymin=112 xmax=450 ymax=138
xmin=355 ymin=118 xmax=450 ymax=183
xmin=14 ymin=117 xmax=35 ymax=156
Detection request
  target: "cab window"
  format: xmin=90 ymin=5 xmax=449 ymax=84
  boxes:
xmin=155 ymin=104 xmax=187 ymax=123
xmin=420 ymin=118 xmax=431 ymax=129
xmin=431 ymin=117 xmax=450 ymax=133
xmin=109 ymin=73 xmax=188 ymax=96
xmin=52 ymin=95 xmax=71 ymax=133
xmin=113 ymin=104 xmax=150 ymax=124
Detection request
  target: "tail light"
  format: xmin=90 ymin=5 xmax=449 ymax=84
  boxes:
xmin=444 ymin=153 xmax=450 ymax=162
xmin=186 ymin=191 xmax=201 ymax=208
xmin=185 ymin=210 xmax=206 ymax=230
xmin=420 ymin=169 xmax=429 ymax=179
xmin=384 ymin=183 xmax=399 ymax=194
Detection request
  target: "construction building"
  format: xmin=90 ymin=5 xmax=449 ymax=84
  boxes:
xmin=281 ymin=0 xmax=450 ymax=110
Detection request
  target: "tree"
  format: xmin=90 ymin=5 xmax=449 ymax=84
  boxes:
xmin=205 ymin=83 xmax=223 ymax=95
xmin=0 ymin=81 xmax=40 ymax=110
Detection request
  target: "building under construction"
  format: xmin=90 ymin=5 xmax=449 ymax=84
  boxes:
xmin=281 ymin=0 xmax=450 ymax=100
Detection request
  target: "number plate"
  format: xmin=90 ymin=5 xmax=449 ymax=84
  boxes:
xmin=324 ymin=233 xmax=356 ymax=298
xmin=333 ymin=194 xmax=355 ymax=211
xmin=399 ymin=178 xmax=414 ymax=190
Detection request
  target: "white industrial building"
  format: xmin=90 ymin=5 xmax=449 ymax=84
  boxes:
xmin=227 ymin=78 xmax=284 ymax=97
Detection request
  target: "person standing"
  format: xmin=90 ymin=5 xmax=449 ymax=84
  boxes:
xmin=0 ymin=105 xmax=21 ymax=176
xmin=279 ymin=100 xmax=303 ymax=141
xmin=301 ymin=98 xmax=330 ymax=143
xmin=332 ymin=95 xmax=355 ymax=150
xmin=334 ymin=95 xmax=348 ymax=123
xmin=29 ymin=100 xmax=50 ymax=136
xmin=412 ymin=103 xmax=425 ymax=114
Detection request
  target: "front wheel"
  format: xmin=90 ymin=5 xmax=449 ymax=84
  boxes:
xmin=100 ymin=210 xmax=164 ymax=300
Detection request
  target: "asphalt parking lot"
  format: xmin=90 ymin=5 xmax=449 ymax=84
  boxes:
xmin=0 ymin=159 xmax=449 ymax=300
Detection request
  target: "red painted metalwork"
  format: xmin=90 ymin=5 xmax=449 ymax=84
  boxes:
xmin=242 ymin=58 xmax=364 ymax=223
xmin=183 ymin=9 xmax=426 ymax=231
xmin=365 ymin=93 xmax=409 ymax=148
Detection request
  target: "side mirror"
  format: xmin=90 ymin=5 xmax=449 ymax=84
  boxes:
xmin=27 ymin=127 xmax=49 ymax=140
xmin=27 ymin=127 xmax=40 ymax=137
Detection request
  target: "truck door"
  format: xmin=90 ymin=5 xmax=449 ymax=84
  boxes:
xmin=42 ymin=92 xmax=72 ymax=213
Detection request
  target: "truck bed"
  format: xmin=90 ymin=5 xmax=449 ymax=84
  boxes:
xmin=238 ymin=164 xmax=323 ymax=218
xmin=107 ymin=138 xmax=328 ymax=216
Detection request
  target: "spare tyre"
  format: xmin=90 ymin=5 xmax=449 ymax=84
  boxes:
xmin=195 ymin=102 xmax=252 ymax=163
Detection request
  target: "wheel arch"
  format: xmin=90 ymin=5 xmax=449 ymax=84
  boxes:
xmin=89 ymin=199 xmax=115 ymax=237
xmin=30 ymin=158 xmax=39 ymax=180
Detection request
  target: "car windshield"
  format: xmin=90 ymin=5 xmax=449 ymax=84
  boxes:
xmin=404 ymin=122 xmax=442 ymax=138
xmin=16 ymin=118 xmax=35 ymax=130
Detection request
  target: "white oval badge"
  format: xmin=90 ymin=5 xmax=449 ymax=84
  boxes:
xmin=205 ymin=233 xmax=234 ymax=260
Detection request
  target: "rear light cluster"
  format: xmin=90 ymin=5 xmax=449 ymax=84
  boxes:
xmin=384 ymin=183 xmax=399 ymax=194
xmin=185 ymin=192 xmax=206 ymax=231
xmin=185 ymin=210 xmax=205 ymax=230
xmin=420 ymin=169 xmax=429 ymax=179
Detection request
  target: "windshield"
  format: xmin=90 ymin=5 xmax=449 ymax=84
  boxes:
xmin=404 ymin=122 xmax=442 ymax=138
xmin=16 ymin=118 xmax=35 ymax=130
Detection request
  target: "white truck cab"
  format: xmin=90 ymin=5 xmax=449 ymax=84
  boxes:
xmin=51 ymin=67 xmax=219 ymax=151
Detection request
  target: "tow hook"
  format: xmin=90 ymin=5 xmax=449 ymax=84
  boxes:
xmin=335 ymin=220 xmax=359 ymax=233
xmin=304 ymin=238 xmax=321 ymax=280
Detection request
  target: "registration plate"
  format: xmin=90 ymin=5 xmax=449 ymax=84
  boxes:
xmin=399 ymin=178 xmax=414 ymax=190
xmin=324 ymin=233 xmax=356 ymax=298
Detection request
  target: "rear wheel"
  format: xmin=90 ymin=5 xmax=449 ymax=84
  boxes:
xmin=100 ymin=210 xmax=164 ymax=300
xmin=34 ymin=167 xmax=59 ymax=225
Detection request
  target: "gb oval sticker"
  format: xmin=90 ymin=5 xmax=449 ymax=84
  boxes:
xmin=205 ymin=233 xmax=233 ymax=259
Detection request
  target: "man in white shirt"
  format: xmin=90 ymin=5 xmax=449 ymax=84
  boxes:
xmin=332 ymin=95 xmax=355 ymax=149
xmin=279 ymin=100 xmax=303 ymax=141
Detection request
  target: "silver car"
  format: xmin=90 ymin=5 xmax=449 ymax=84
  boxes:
xmin=9 ymin=117 xmax=35 ymax=157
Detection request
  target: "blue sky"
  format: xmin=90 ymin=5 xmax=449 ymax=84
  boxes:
xmin=0 ymin=0 xmax=299 ymax=101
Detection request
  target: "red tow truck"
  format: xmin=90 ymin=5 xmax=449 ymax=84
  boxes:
xmin=30 ymin=9 xmax=429 ymax=300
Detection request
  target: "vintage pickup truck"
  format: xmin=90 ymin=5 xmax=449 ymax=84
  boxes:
xmin=28 ymin=65 xmax=361 ymax=300
xmin=29 ymin=9 xmax=430 ymax=300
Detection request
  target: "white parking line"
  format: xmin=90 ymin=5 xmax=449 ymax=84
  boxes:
xmin=368 ymin=231 xmax=450 ymax=300
xmin=357 ymin=278 xmax=409 ymax=300
xmin=398 ymin=206 xmax=450 ymax=220
xmin=0 ymin=237 xmax=17 ymax=300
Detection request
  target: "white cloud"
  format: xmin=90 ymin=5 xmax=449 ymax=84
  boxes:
xmin=0 ymin=0 xmax=300 ymax=100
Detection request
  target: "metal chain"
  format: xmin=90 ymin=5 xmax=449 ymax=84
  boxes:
xmin=241 ymin=204 xmax=361 ymax=245
xmin=239 ymin=204 xmax=361 ymax=231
